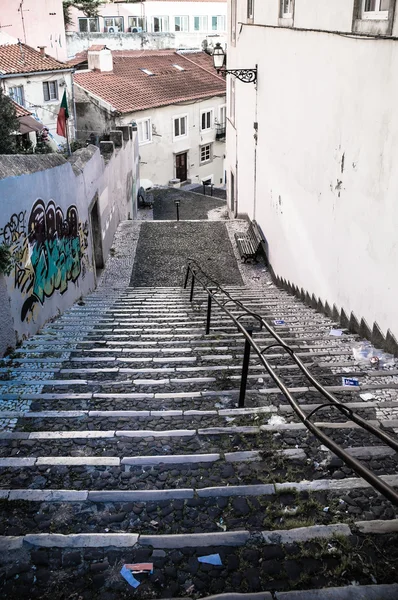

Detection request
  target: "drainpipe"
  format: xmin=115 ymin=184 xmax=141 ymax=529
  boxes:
xmin=253 ymin=69 xmax=258 ymax=220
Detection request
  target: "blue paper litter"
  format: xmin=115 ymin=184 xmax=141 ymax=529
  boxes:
xmin=274 ymin=320 xmax=285 ymax=325
xmin=198 ymin=553 xmax=223 ymax=566
xmin=342 ymin=377 xmax=359 ymax=387
xmin=120 ymin=565 xmax=141 ymax=588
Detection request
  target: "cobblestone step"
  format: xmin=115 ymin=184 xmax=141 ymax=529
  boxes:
xmin=1 ymin=275 xmax=397 ymax=599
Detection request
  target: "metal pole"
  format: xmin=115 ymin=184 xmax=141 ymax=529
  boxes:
xmin=183 ymin=266 xmax=190 ymax=289
xmin=176 ymin=202 xmax=180 ymax=221
xmin=189 ymin=273 xmax=195 ymax=302
xmin=238 ymin=328 xmax=252 ymax=408
xmin=206 ymin=291 xmax=212 ymax=334
xmin=203 ymin=183 xmax=206 ymax=195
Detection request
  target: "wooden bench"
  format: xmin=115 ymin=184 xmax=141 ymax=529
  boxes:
xmin=234 ymin=220 xmax=265 ymax=263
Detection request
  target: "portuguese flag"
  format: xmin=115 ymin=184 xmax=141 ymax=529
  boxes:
xmin=56 ymin=90 xmax=69 ymax=137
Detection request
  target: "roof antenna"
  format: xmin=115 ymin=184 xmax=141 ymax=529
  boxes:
xmin=18 ymin=38 xmax=25 ymax=63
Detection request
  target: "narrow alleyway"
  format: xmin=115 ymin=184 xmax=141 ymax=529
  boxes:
xmin=0 ymin=199 xmax=398 ymax=599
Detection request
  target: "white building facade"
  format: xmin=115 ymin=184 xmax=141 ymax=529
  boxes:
xmin=74 ymin=48 xmax=226 ymax=186
xmin=66 ymin=0 xmax=227 ymax=56
xmin=0 ymin=44 xmax=75 ymax=149
xmin=227 ymin=0 xmax=398 ymax=347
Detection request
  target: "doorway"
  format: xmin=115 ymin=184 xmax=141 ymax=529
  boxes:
xmin=230 ymin=171 xmax=235 ymax=215
xmin=90 ymin=195 xmax=104 ymax=271
xmin=175 ymin=152 xmax=188 ymax=183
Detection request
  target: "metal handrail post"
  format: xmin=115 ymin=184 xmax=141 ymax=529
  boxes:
xmin=190 ymin=273 xmax=195 ymax=302
xmin=239 ymin=328 xmax=253 ymax=408
xmin=183 ymin=266 xmax=190 ymax=289
xmin=206 ymin=291 xmax=212 ymax=335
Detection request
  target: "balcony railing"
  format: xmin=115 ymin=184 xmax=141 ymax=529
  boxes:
xmin=215 ymin=123 xmax=226 ymax=141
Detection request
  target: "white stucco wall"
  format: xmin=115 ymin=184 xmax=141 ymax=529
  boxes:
xmin=227 ymin=13 xmax=398 ymax=341
xmin=0 ymin=131 xmax=138 ymax=350
xmin=121 ymin=97 xmax=227 ymax=186
xmin=2 ymin=72 xmax=75 ymax=148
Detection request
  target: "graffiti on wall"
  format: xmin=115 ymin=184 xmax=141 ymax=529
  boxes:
xmin=0 ymin=200 xmax=89 ymax=322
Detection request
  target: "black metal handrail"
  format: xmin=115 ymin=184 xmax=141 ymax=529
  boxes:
xmin=183 ymin=258 xmax=398 ymax=506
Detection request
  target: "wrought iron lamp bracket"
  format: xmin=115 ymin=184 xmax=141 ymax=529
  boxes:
xmin=216 ymin=67 xmax=257 ymax=84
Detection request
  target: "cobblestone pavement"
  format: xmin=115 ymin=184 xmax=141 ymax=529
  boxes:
xmin=1 ymin=205 xmax=398 ymax=599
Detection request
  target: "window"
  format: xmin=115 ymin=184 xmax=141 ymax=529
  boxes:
xmin=173 ymin=115 xmax=188 ymax=139
xmin=281 ymin=0 xmax=294 ymax=17
xmin=78 ymin=17 xmax=99 ymax=32
xmin=128 ymin=16 xmax=146 ymax=32
xmin=104 ymin=17 xmax=124 ymax=33
xmin=9 ymin=85 xmax=25 ymax=106
xmin=229 ymin=78 xmax=235 ymax=125
xmin=200 ymin=143 xmax=212 ymax=164
xmin=362 ymin=0 xmax=390 ymax=18
xmin=212 ymin=16 xmax=226 ymax=31
xmin=174 ymin=16 xmax=189 ymax=32
xmin=43 ymin=81 xmax=58 ymax=102
xmin=231 ymin=0 xmax=237 ymax=45
xmin=194 ymin=16 xmax=208 ymax=31
xmin=152 ymin=16 xmax=169 ymax=32
xmin=219 ymin=105 xmax=227 ymax=126
xmin=200 ymin=109 xmax=213 ymax=132
xmin=247 ymin=0 xmax=254 ymax=19
xmin=137 ymin=118 xmax=152 ymax=145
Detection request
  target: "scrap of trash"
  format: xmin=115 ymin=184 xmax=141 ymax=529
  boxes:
xmin=198 ymin=553 xmax=223 ymax=566
xmin=120 ymin=563 xmax=154 ymax=588
xmin=352 ymin=341 xmax=395 ymax=369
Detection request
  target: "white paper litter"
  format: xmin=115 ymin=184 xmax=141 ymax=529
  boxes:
xmin=360 ymin=393 xmax=374 ymax=401
xmin=329 ymin=329 xmax=342 ymax=336
xmin=267 ymin=415 xmax=287 ymax=426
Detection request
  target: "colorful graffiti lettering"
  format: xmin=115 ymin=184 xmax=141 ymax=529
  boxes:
xmin=0 ymin=200 xmax=89 ymax=322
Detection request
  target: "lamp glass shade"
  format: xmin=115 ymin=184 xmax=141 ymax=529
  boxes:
xmin=213 ymin=44 xmax=225 ymax=69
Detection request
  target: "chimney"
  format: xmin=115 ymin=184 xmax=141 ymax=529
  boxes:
xmin=87 ymin=46 xmax=113 ymax=73
xmin=37 ymin=46 xmax=46 ymax=56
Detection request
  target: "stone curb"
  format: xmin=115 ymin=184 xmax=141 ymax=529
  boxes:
xmin=262 ymin=524 xmax=352 ymax=544
xmin=139 ymin=530 xmax=251 ymax=548
xmin=275 ymin=584 xmax=398 ymax=599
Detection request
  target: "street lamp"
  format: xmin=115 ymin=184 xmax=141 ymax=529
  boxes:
xmin=212 ymin=43 xmax=257 ymax=84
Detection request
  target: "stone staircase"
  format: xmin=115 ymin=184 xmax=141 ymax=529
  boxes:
xmin=1 ymin=282 xmax=398 ymax=599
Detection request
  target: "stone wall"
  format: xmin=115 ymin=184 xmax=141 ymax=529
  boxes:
xmin=66 ymin=31 xmax=225 ymax=57
xmin=0 ymin=128 xmax=139 ymax=353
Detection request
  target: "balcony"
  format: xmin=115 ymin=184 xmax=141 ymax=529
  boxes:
xmin=215 ymin=123 xmax=226 ymax=141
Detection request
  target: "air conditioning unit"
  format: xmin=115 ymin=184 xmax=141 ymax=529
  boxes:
xmin=130 ymin=26 xmax=143 ymax=33
xmin=105 ymin=26 xmax=119 ymax=33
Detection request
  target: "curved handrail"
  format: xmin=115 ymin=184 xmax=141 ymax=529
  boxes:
xmin=184 ymin=258 xmax=398 ymax=506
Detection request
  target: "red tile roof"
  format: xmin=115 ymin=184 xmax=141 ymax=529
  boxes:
xmin=10 ymin=99 xmax=32 ymax=118
xmin=0 ymin=43 xmax=70 ymax=75
xmin=74 ymin=50 xmax=225 ymax=114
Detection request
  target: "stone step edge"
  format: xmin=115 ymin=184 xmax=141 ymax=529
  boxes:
xmin=2 ymin=474 xmax=398 ymax=502
xmin=161 ymin=584 xmax=398 ymax=600
xmin=0 ymin=406 xmax=278 ymax=419
xmin=1 ymin=520 xmax=398 ymax=551
xmin=0 ymin=419 xmax=389 ymax=440
xmin=0 ymin=448 xmax=306 ymax=468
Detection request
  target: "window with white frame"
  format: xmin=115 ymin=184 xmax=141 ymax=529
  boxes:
xmin=200 ymin=143 xmax=212 ymax=164
xmin=231 ymin=0 xmax=237 ymax=44
xmin=200 ymin=109 xmax=213 ymax=132
xmin=128 ymin=16 xmax=146 ymax=32
xmin=78 ymin=17 xmax=99 ymax=32
xmin=173 ymin=114 xmax=188 ymax=139
xmin=152 ymin=16 xmax=169 ymax=32
xmin=194 ymin=16 xmax=208 ymax=31
xmin=219 ymin=105 xmax=226 ymax=126
xmin=174 ymin=16 xmax=189 ymax=31
xmin=43 ymin=81 xmax=58 ymax=102
xmin=229 ymin=78 xmax=235 ymax=125
xmin=281 ymin=0 xmax=294 ymax=17
xmin=137 ymin=118 xmax=152 ymax=145
xmin=247 ymin=0 xmax=254 ymax=19
xmin=212 ymin=16 xmax=226 ymax=31
xmin=9 ymin=85 xmax=25 ymax=106
xmin=104 ymin=17 xmax=124 ymax=32
xmin=362 ymin=0 xmax=390 ymax=18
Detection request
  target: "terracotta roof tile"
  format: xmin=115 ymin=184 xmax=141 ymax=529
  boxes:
xmin=74 ymin=50 xmax=225 ymax=114
xmin=10 ymin=99 xmax=32 ymax=118
xmin=0 ymin=43 xmax=70 ymax=75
